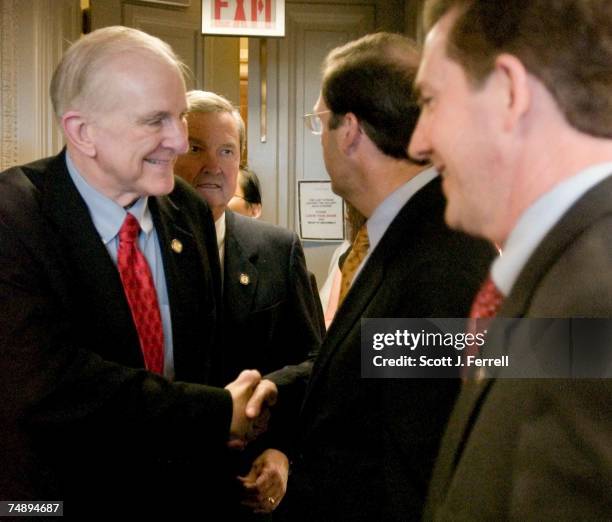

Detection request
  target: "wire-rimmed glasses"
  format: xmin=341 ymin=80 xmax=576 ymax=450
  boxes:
xmin=303 ymin=110 xmax=331 ymax=135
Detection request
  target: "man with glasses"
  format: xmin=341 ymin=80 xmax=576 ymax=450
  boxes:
xmin=269 ymin=32 xmax=495 ymax=521
xmin=174 ymin=90 xmax=324 ymax=516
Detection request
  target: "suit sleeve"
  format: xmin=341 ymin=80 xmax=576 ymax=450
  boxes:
xmin=286 ymin=233 xmax=324 ymax=360
xmin=380 ymin=236 xmax=492 ymax=520
xmin=255 ymin=234 xmax=322 ymax=454
xmin=0 ymin=180 xmax=232 ymax=480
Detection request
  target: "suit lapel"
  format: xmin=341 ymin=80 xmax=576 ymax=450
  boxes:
xmin=302 ymin=257 xmax=384 ymax=406
xmin=223 ymin=211 xmax=258 ymax=323
xmin=503 ymin=173 xmax=612 ymax=317
xmin=301 ymin=178 xmax=445 ymax=413
xmin=435 ymin=174 xmax=612 ymax=498
xmin=40 ymin=152 xmax=142 ymax=366
xmin=151 ymin=194 xmax=218 ymax=381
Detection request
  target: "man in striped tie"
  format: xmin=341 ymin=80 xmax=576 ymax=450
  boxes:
xmin=269 ymin=32 xmax=495 ymax=522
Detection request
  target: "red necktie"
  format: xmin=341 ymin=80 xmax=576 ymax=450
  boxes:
xmin=470 ymin=276 xmax=503 ymax=319
xmin=117 ymin=213 xmax=164 ymax=374
xmin=463 ymin=276 xmax=503 ymax=379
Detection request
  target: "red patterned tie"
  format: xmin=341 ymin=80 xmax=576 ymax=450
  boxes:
xmin=117 ymin=213 xmax=164 ymax=374
xmin=463 ymin=276 xmax=503 ymax=379
xmin=470 ymin=276 xmax=503 ymax=319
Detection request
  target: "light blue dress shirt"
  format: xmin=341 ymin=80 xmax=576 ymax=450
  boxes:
xmin=351 ymin=166 xmax=439 ymax=286
xmin=492 ymin=163 xmax=612 ymax=296
xmin=65 ymin=152 xmax=175 ymax=380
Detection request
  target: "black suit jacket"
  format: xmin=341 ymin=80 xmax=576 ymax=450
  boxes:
xmin=425 ymin=175 xmax=612 ymax=521
xmin=219 ymin=211 xmax=324 ymax=519
xmin=217 ymin=210 xmax=323 ymax=386
xmin=0 ymin=152 xmax=230 ymax=515
xmin=272 ymin=176 xmax=495 ymax=521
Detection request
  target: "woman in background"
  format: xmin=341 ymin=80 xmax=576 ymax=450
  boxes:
xmin=229 ymin=167 xmax=263 ymax=219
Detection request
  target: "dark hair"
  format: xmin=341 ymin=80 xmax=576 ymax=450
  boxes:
xmin=424 ymin=0 xmax=612 ymax=138
xmin=238 ymin=168 xmax=262 ymax=206
xmin=322 ymin=32 xmax=422 ymax=161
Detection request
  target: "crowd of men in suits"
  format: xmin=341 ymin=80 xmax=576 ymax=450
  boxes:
xmin=0 ymin=0 xmax=610 ymax=519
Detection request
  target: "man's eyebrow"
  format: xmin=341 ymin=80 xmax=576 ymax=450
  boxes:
xmin=137 ymin=111 xmax=169 ymax=123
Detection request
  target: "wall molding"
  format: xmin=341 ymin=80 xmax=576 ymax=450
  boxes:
xmin=1 ymin=0 xmax=19 ymax=170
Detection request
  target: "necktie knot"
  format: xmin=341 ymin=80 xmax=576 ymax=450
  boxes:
xmin=463 ymin=276 xmax=503 ymax=380
xmin=470 ymin=276 xmax=504 ymax=319
xmin=338 ymin=224 xmax=370 ymax=305
xmin=120 ymin=213 xmax=141 ymax=243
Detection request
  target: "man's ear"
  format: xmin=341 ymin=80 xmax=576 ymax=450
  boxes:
xmin=339 ymin=112 xmax=362 ymax=155
xmin=494 ymin=53 xmax=530 ymax=132
xmin=62 ymin=110 xmax=97 ymax=157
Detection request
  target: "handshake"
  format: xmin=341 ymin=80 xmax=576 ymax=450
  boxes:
xmin=225 ymin=369 xmax=278 ymax=449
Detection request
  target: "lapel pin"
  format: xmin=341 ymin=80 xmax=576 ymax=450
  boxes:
xmin=239 ymin=273 xmax=250 ymax=285
xmin=171 ymin=239 xmax=183 ymax=253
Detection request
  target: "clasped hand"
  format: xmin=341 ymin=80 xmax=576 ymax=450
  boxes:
xmin=225 ymin=369 xmax=277 ymax=449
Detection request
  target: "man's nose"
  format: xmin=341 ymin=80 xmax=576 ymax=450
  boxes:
xmin=408 ymin=116 xmax=431 ymax=164
xmin=165 ymin=117 xmax=189 ymax=154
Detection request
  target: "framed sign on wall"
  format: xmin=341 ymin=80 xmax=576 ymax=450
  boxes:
xmin=297 ymin=180 xmax=345 ymax=242
xmin=202 ymin=0 xmax=285 ymax=36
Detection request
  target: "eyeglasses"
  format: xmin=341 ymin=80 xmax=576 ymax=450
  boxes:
xmin=303 ymin=110 xmax=331 ymax=135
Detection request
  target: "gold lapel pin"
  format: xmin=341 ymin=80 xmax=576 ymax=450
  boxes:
xmin=239 ymin=273 xmax=250 ymax=285
xmin=171 ymin=239 xmax=183 ymax=253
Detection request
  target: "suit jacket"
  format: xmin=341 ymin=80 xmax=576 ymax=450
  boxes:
xmin=272 ymin=176 xmax=496 ymax=521
xmin=217 ymin=210 xmax=323 ymax=386
xmin=425 ymin=175 xmax=612 ymax=521
xmin=0 ymin=151 xmax=230 ymax=515
xmin=219 ymin=211 xmax=324 ymax=519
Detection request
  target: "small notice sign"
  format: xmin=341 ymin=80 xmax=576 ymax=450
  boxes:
xmin=298 ymin=180 xmax=345 ymax=241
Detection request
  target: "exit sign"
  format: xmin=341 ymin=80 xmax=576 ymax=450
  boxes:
xmin=202 ymin=0 xmax=285 ymax=36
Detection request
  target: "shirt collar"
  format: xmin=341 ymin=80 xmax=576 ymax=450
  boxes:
xmin=492 ymin=163 xmax=612 ymax=296
xmin=65 ymin=151 xmax=153 ymax=244
xmin=215 ymin=211 xmax=226 ymax=251
xmin=366 ymin=166 xmax=438 ymax=252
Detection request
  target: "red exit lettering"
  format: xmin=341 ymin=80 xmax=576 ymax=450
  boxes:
xmin=213 ymin=0 xmax=272 ymax=23
xmin=214 ymin=0 xmax=229 ymax=19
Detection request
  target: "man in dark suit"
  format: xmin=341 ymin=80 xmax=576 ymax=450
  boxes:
xmin=409 ymin=1 xmax=612 ymax=519
xmin=174 ymin=90 xmax=323 ymax=515
xmin=0 ymin=26 xmax=276 ymax=516
xmin=268 ymin=33 xmax=495 ymax=521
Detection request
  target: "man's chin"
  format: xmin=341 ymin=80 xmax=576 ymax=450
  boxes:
xmin=147 ymin=175 xmax=175 ymax=196
xmin=196 ymin=186 xmax=226 ymax=206
xmin=444 ymin=203 xmax=465 ymax=233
